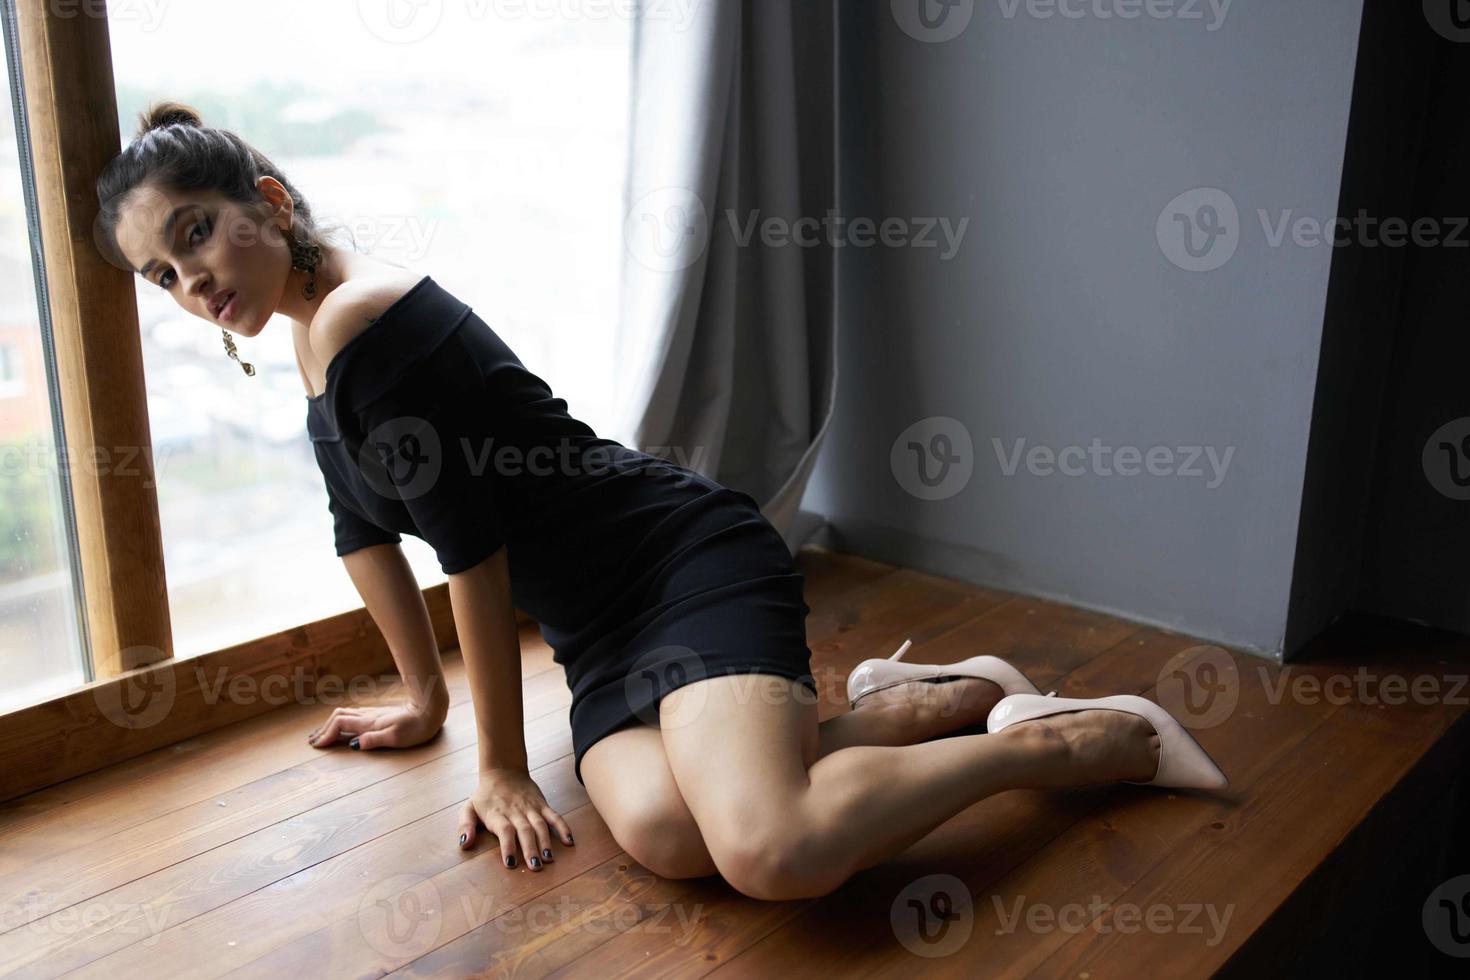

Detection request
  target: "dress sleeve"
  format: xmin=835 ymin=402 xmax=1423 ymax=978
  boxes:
xmin=348 ymin=334 xmax=507 ymax=574
xmin=325 ymin=477 xmax=402 ymax=557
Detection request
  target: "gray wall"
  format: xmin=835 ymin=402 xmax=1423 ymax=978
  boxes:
xmin=802 ymin=1 xmax=1366 ymax=659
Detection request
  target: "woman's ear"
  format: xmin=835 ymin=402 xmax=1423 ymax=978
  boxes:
xmin=256 ymin=175 xmax=289 ymax=213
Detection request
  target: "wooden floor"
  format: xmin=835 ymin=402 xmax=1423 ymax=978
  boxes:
xmin=2 ymin=546 xmax=1467 ymax=978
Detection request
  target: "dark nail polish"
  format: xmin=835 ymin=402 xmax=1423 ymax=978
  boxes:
xmin=529 ymin=856 xmax=541 ymax=869
xmin=506 ymin=855 xmax=516 ymax=868
xmin=459 ymin=833 xmax=467 ymax=846
xmin=566 ymin=833 xmax=574 ymax=844
xmin=349 ymin=737 xmax=360 ymax=750
xmin=542 ymin=848 xmax=554 ymax=862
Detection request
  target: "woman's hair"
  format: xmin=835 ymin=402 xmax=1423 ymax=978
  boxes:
xmin=94 ymin=100 xmax=344 ymax=272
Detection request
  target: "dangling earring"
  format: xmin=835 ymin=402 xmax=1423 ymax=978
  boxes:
xmin=286 ymin=222 xmax=323 ymax=299
xmin=221 ymin=328 xmax=255 ymax=376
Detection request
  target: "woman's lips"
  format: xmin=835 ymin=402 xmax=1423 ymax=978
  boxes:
xmin=218 ymin=291 xmax=238 ymax=322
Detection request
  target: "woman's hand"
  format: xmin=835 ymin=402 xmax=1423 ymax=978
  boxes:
xmin=458 ymin=768 xmax=575 ymax=870
xmin=307 ymin=700 xmax=446 ymax=751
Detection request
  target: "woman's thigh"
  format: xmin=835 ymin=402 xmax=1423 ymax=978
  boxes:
xmin=657 ymin=673 xmax=820 ymax=860
xmin=579 ymin=722 xmax=718 ymax=879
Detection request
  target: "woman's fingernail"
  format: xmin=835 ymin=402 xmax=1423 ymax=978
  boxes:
xmin=459 ymin=833 xmax=467 ymax=846
xmin=566 ymin=833 xmax=575 ymax=845
xmin=529 ymin=856 xmax=541 ymax=869
xmin=542 ymin=848 xmax=554 ymax=862
xmin=349 ymin=737 xmax=360 ymax=750
xmin=505 ymin=855 xmax=516 ymax=868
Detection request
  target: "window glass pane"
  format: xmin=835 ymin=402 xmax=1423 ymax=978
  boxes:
xmin=0 ymin=22 xmax=89 ymax=711
xmin=106 ymin=4 xmax=630 ymax=656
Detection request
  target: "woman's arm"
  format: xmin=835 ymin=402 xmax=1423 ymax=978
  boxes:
xmin=448 ymin=545 xmax=574 ymax=869
xmin=307 ymin=541 xmax=450 ymax=748
xmin=343 ymin=542 xmax=450 ymax=714
xmin=445 ymin=544 xmax=526 ymax=771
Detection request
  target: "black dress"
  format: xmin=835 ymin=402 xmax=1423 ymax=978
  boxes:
xmin=306 ymin=275 xmax=815 ymax=784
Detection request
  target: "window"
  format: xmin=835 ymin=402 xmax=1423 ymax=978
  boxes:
xmin=0 ymin=26 xmax=89 ymax=711
xmin=106 ymin=3 xmax=631 ymax=657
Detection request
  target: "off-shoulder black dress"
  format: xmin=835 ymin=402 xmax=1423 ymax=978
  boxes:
xmin=306 ymin=275 xmax=815 ymax=784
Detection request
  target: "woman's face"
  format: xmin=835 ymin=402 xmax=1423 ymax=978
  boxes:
xmin=112 ymin=179 xmax=292 ymax=338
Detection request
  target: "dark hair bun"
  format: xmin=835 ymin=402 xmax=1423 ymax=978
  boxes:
xmin=136 ymin=101 xmax=203 ymax=139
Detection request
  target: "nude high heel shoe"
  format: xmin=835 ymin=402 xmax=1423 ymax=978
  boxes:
xmin=986 ymin=692 xmax=1229 ymax=790
xmin=846 ymin=638 xmax=1044 ymax=709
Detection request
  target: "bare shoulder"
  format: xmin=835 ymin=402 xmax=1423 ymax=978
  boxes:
xmin=308 ymin=272 xmax=426 ymax=370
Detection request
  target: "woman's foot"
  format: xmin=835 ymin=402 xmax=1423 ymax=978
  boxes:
xmin=849 ymin=675 xmax=1007 ymax=743
xmin=999 ymin=708 xmax=1162 ymax=787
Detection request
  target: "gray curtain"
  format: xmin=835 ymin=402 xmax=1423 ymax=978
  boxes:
xmin=612 ymin=0 xmax=838 ymax=554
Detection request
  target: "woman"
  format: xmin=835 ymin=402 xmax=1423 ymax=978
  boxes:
xmin=94 ymin=103 xmax=1226 ymax=901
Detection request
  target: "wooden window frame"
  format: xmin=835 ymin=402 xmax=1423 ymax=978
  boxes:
xmin=0 ymin=2 xmax=525 ymax=803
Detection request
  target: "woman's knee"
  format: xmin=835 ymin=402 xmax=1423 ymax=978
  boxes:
xmin=699 ymin=809 xmax=834 ymax=901
xmin=709 ymin=832 xmax=832 ymax=901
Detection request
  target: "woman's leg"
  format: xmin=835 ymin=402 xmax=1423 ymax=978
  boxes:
xmin=579 ymin=672 xmax=1012 ymax=880
xmin=657 ymin=674 xmax=1159 ymax=901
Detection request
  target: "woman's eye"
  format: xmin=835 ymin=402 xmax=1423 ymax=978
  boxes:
xmin=155 ymin=218 xmax=208 ymax=290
